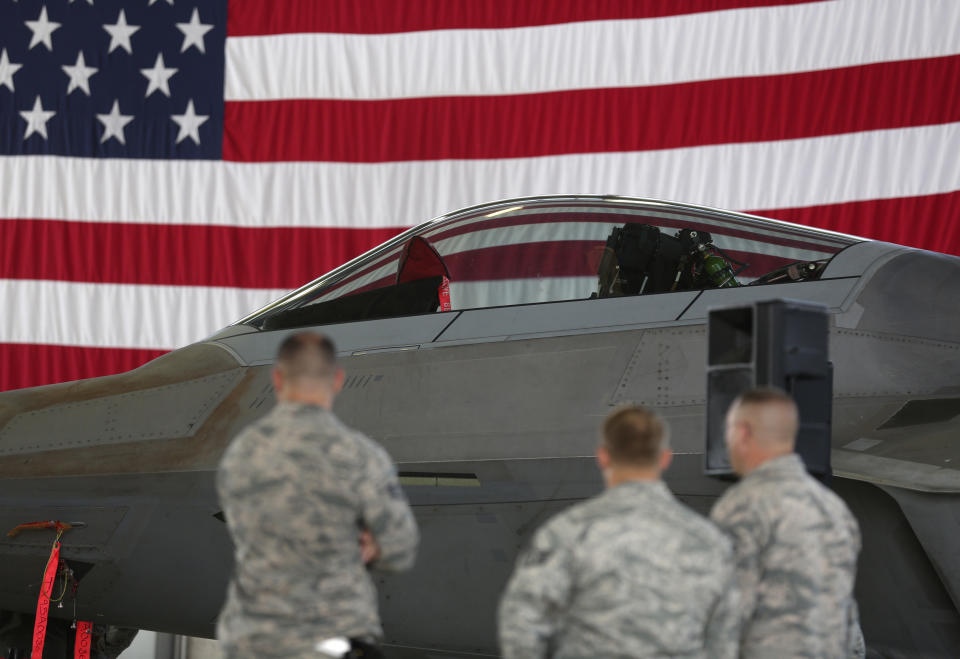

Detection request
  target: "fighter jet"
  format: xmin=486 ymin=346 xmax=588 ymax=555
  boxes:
xmin=1 ymin=195 xmax=959 ymax=657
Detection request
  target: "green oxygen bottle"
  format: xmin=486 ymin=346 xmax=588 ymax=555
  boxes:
xmin=700 ymin=246 xmax=740 ymax=288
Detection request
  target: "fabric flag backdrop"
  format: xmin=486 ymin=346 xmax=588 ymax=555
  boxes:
xmin=0 ymin=0 xmax=959 ymax=391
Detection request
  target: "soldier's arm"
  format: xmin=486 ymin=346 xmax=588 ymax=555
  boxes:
xmin=710 ymin=492 xmax=769 ymax=625
xmin=497 ymin=520 xmax=574 ymax=659
xmin=705 ymin=556 xmax=741 ymax=659
xmin=847 ymin=600 xmax=866 ymax=658
xmin=356 ymin=443 xmax=419 ymax=572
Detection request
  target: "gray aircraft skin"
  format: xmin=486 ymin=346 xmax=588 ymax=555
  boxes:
xmin=1 ymin=195 xmax=959 ymax=658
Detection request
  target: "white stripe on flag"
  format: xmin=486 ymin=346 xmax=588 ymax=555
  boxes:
xmin=1 ymin=123 xmax=959 ymax=229
xmin=225 ymin=0 xmax=960 ymax=101
xmin=0 ymin=279 xmax=287 ymax=350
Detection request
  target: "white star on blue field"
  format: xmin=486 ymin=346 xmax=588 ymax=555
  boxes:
xmin=0 ymin=0 xmax=226 ymax=159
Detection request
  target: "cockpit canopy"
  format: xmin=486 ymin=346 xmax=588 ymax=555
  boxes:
xmin=243 ymin=196 xmax=858 ymax=330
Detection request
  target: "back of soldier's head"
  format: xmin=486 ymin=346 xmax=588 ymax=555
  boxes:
xmin=275 ymin=331 xmax=338 ymax=387
xmin=731 ymin=387 xmax=798 ymax=448
xmin=602 ymin=405 xmax=669 ymax=467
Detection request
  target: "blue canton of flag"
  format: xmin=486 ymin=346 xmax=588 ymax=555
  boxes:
xmin=0 ymin=0 xmax=226 ymax=159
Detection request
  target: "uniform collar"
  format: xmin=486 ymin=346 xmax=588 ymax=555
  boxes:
xmin=745 ymin=452 xmax=805 ymax=481
xmin=276 ymin=400 xmax=333 ymax=416
xmin=607 ymin=478 xmax=672 ymax=500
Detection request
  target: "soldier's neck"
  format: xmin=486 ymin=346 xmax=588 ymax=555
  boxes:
xmin=605 ymin=467 xmax=661 ymax=488
xmin=737 ymin=447 xmax=793 ymax=476
xmin=277 ymin=389 xmax=334 ymax=409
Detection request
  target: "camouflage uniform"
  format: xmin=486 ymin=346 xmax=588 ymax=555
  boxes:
xmin=216 ymin=402 xmax=418 ymax=659
xmin=710 ymin=454 xmax=863 ymax=658
xmin=498 ymin=480 xmax=740 ymax=659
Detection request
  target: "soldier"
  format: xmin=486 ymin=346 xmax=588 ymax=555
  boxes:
xmin=216 ymin=331 xmax=419 ymax=659
xmin=710 ymin=387 xmax=864 ymax=658
xmin=498 ymin=405 xmax=740 ymax=659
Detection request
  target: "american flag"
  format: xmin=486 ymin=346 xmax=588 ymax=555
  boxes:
xmin=0 ymin=0 xmax=958 ymax=391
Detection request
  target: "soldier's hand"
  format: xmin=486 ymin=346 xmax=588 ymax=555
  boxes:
xmin=359 ymin=529 xmax=381 ymax=564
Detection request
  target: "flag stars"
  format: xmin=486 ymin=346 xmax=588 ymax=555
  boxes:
xmin=62 ymin=51 xmax=98 ymax=96
xmin=176 ymin=9 xmax=213 ymax=54
xmin=104 ymin=9 xmax=140 ymax=55
xmin=8 ymin=4 xmax=220 ymax=156
xmin=141 ymin=53 xmax=178 ymax=98
xmin=0 ymin=49 xmax=23 ymax=93
xmin=20 ymin=96 xmax=56 ymax=140
xmin=97 ymin=100 xmax=134 ymax=145
xmin=26 ymin=6 xmax=62 ymax=52
xmin=171 ymin=100 xmax=208 ymax=145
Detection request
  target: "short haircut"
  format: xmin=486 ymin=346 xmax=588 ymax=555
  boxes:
xmin=602 ymin=405 xmax=668 ymax=467
xmin=734 ymin=386 xmax=797 ymax=411
xmin=275 ymin=332 xmax=337 ymax=381
xmin=731 ymin=386 xmax=799 ymax=444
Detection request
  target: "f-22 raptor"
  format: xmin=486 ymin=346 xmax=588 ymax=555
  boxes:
xmin=1 ymin=195 xmax=959 ymax=657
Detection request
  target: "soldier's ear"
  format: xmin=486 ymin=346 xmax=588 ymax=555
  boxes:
xmin=658 ymin=448 xmax=673 ymax=473
xmin=271 ymin=368 xmax=284 ymax=396
xmin=595 ymin=445 xmax=610 ymax=471
xmin=332 ymin=367 xmax=345 ymax=394
xmin=727 ymin=418 xmax=746 ymax=447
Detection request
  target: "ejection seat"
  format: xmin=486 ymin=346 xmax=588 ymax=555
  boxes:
xmin=596 ymin=223 xmax=741 ymax=298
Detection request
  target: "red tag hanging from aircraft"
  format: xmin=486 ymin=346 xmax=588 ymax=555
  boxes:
xmin=31 ymin=538 xmax=61 ymax=659
xmin=74 ymin=620 xmax=93 ymax=659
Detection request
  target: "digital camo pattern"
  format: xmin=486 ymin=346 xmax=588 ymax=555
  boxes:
xmin=216 ymin=402 xmax=418 ymax=659
xmin=499 ymin=480 xmax=740 ymax=659
xmin=710 ymin=454 xmax=863 ymax=658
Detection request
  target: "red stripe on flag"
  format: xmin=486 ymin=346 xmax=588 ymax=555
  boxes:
xmin=227 ymin=0 xmax=824 ymax=36
xmin=0 ymin=220 xmax=405 ymax=288
xmin=223 ymin=55 xmax=960 ymax=163
xmin=752 ymin=191 xmax=960 ymax=257
xmin=0 ymin=344 xmax=167 ymax=392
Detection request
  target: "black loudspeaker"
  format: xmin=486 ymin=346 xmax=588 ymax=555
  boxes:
xmin=705 ymin=299 xmax=833 ymax=480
